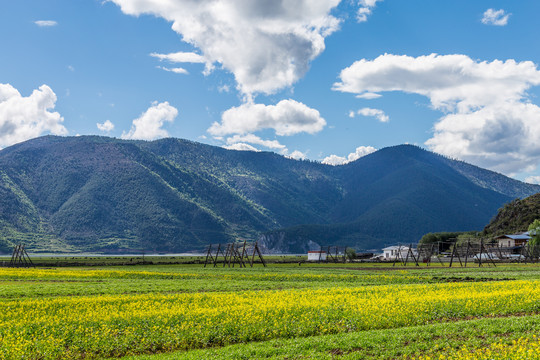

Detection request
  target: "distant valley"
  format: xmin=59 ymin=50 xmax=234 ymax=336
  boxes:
xmin=0 ymin=136 xmax=538 ymax=254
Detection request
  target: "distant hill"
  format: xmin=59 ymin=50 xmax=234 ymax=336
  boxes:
xmin=261 ymin=145 xmax=540 ymax=252
xmin=482 ymin=192 xmax=540 ymax=237
xmin=0 ymin=136 xmax=538 ymax=253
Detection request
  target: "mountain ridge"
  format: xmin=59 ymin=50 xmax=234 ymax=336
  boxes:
xmin=0 ymin=136 xmax=538 ymax=253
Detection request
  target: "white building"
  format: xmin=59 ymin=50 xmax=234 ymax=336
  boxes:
xmin=381 ymin=246 xmax=416 ymax=260
xmin=307 ymin=250 xmax=327 ymax=261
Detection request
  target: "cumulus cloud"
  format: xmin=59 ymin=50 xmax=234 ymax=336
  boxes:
xmin=121 ymin=101 xmax=178 ymax=140
xmin=35 ymin=20 xmax=57 ymax=27
xmin=351 ymin=107 xmax=389 ymax=122
xmin=224 ymin=133 xmax=311 ymax=159
xmin=0 ymin=83 xmax=67 ymax=148
xmin=322 ymin=146 xmax=377 ymax=165
xmin=111 ymin=0 xmax=342 ymax=95
xmin=481 ymin=9 xmax=510 ymax=26
xmin=97 ymin=120 xmax=115 ymax=133
xmin=224 ymin=142 xmax=260 ymax=152
xmin=287 ymin=150 xmax=307 ymax=160
xmin=321 ymin=154 xmax=347 ymax=165
xmin=357 ymin=0 xmax=382 ymax=22
xmin=525 ymin=176 xmax=540 ymax=185
xmin=226 ymin=134 xmax=287 ymax=151
xmin=334 ymin=53 xmax=540 ymax=174
xmin=209 ymin=99 xmax=326 ymax=137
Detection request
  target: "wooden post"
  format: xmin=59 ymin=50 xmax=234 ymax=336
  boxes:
xmin=464 ymin=240 xmax=470 ymax=267
xmin=9 ymin=244 xmax=34 ymax=268
xmin=449 ymin=243 xmax=455 ymax=267
xmin=240 ymin=240 xmax=248 ymax=264
xmin=426 ymin=243 xmax=434 ymax=266
xmin=250 ymin=243 xmax=257 ymax=267
xmin=478 ymin=240 xmax=484 ymax=267
xmin=236 ymin=243 xmax=246 ymax=268
xmin=497 ymin=243 xmax=504 ymax=261
xmin=204 ymin=244 xmax=213 ymax=268
xmin=223 ymin=243 xmax=232 ymax=267
xmin=455 ymin=243 xmax=463 ymax=267
xmin=213 ymin=243 xmax=222 ymax=267
xmin=483 ymin=240 xmax=496 ymax=267
xmin=403 ymin=245 xmax=410 ymax=266
xmin=254 ymin=242 xmax=267 ymax=267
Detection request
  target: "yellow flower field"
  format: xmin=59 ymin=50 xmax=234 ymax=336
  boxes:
xmin=0 ymin=267 xmax=421 ymax=284
xmin=0 ymin=279 xmax=539 ymax=359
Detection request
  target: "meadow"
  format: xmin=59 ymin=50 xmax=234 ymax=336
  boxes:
xmin=0 ymin=261 xmax=539 ymax=359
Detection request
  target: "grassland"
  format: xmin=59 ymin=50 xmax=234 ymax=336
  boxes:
xmin=0 ymin=260 xmax=539 ymax=359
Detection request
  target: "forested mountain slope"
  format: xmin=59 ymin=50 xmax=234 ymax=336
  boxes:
xmin=0 ymin=136 xmax=537 ymax=253
xmin=482 ymin=192 xmax=540 ymax=237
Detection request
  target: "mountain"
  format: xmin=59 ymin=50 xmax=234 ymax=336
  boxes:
xmin=261 ymin=145 xmax=540 ymax=252
xmin=482 ymin=192 xmax=540 ymax=237
xmin=0 ymin=136 xmax=538 ymax=253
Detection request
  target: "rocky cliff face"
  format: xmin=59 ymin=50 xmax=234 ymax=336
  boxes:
xmin=258 ymin=232 xmax=320 ymax=254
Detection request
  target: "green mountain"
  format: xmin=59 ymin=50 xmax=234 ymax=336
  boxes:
xmin=0 ymin=136 xmax=538 ymax=253
xmin=482 ymin=192 xmax=540 ymax=237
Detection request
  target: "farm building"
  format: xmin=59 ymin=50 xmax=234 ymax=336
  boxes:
xmin=380 ymin=246 xmax=417 ymax=260
xmin=495 ymin=232 xmax=530 ymax=248
xmin=307 ymin=250 xmax=327 ymax=261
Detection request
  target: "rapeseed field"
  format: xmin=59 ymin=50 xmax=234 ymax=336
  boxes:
xmin=0 ymin=264 xmax=538 ymax=359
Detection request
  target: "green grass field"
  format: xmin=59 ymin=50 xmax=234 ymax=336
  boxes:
xmin=0 ymin=260 xmax=539 ymax=359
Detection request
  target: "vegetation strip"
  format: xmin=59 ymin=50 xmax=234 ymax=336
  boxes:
xmin=122 ymin=314 xmax=540 ymax=360
xmin=1 ymin=279 xmax=539 ymax=359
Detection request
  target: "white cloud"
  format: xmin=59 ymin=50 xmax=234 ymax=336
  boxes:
xmin=121 ymin=101 xmax=178 ymax=140
xmin=111 ymin=0 xmax=342 ymax=95
xmin=322 ymin=146 xmax=376 ymax=165
xmin=425 ymin=102 xmax=540 ymax=174
xmin=97 ymin=120 xmax=115 ymax=133
xmin=0 ymin=83 xmax=67 ymax=148
xmin=525 ymin=176 xmax=540 ymax=185
xmin=481 ymin=9 xmax=510 ymax=26
xmin=352 ymin=107 xmax=389 ymax=122
xmin=151 ymin=51 xmax=212 ymax=75
xmin=321 ymin=154 xmax=347 ymax=165
xmin=157 ymin=66 xmax=189 ymax=75
xmin=224 ymin=133 xmax=310 ymax=159
xmin=334 ymin=53 xmax=540 ymax=174
xmin=360 ymin=0 xmax=381 ymax=6
xmin=287 ymin=150 xmax=307 ymax=160
xmin=35 ymin=20 xmax=57 ymax=27
xmin=150 ymin=51 xmax=207 ymax=64
xmin=209 ymin=99 xmax=326 ymax=137
xmin=357 ymin=0 xmax=382 ymax=22
xmin=224 ymin=142 xmax=260 ymax=152
xmin=226 ymin=134 xmax=287 ymax=151
xmin=355 ymin=91 xmax=381 ymax=99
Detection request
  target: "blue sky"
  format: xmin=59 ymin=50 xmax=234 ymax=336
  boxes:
xmin=1 ymin=0 xmax=540 ymax=183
